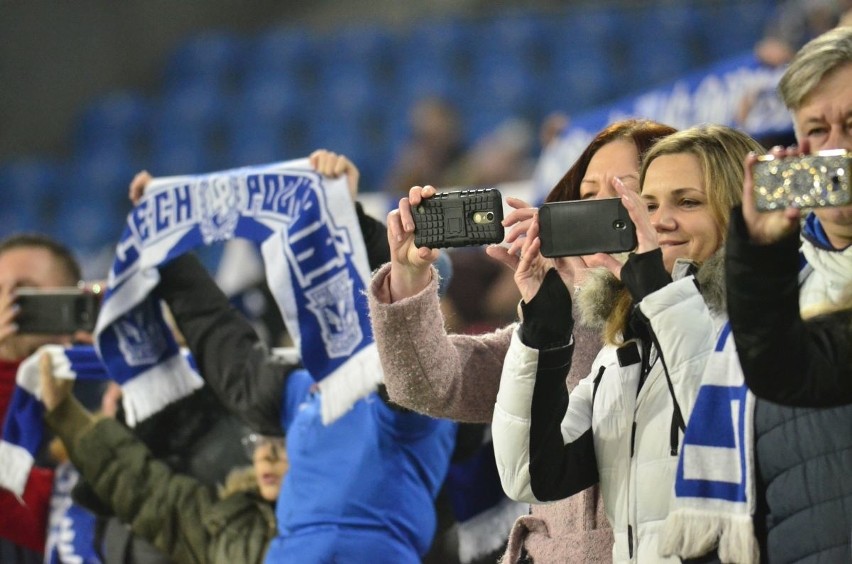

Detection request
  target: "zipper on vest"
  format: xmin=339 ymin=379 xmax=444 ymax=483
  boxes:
xmin=630 ymin=421 xmax=637 ymax=458
xmin=628 ymin=524 xmax=634 ymax=558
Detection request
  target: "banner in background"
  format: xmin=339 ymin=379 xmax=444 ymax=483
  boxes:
xmin=533 ymin=52 xmax=792 ymax=201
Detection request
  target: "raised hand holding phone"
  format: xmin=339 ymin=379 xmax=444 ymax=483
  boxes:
xmin=743 ymin=145 xmax=806 ymax=245
xmin=388 ymin=185 xmax=441 ymax=301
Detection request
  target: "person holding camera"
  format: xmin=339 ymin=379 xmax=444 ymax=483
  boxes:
xmin=36 ymin=346 xmax=286 ymax=564
xmin=663 ymin=27 xmax=852 ymax=563
xmin=726 ymin=150 xmax=852 ymax=407
xmin=0 ymin=234 xmax=85 ymax=562
xmin=368 ymin=119 xmax=677 ymax=562
xmin=128 ymin=149 xmax=458 ymax=564
xmin=491 ymin=124 xmax=763 ymax=563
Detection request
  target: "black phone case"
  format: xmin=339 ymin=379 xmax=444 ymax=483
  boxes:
xmin=413 ymin=189 xmax=504 ymax=249
xmin=539 ymin=198 xmax=637 ymax=257
xmin=15 ymin=291 xmax=100 ymax=334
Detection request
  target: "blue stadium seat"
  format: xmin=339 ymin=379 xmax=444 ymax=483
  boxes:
xmin=73 ymin=90 xmax=152 ymax=157
xmin=236 ymin=74 xmax=305 ymax=125
xmin=0 ymin=204 xmax=41 ymax=241
xmin=245 ymin=26 xmax=316 ymax=76
xmin=624 ymin=4 xmax=703 ymax=88
xmin=0 ymin=158 xmax=61 ymax=219
xmin=469 ymin=14 xmax=551 ymax=72
xmin=149 ymin=129 xmax=214 ymax=177
xmin=53 ymin=200 xmax=126 ymax=255
xmin=68 ymin=146 xmax=137 ymax=204
xmin=393 ymin=19 xmax=475 ymax=81
xmin=322 ymin=24 xmax=397 ymax=80
xmin=164 ymin=30 xmax=246 ymax=91
xmin=465 ymin=59 xmax=538 ymax=126
xmin=154 ymin=83 xmax=230 ymax=153
xmin=701 ymin=1 xmax=774 ymax=61
xmin=226 ymin=119 xmax=288 ymax=168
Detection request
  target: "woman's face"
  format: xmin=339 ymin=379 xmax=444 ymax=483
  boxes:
xmin=251 ymin=437 xmax=288 ymax=502
xmin=641 ymin=153 xmax=722 ymax=272
xmin=580 ymin=139 xmax=640 ymax=200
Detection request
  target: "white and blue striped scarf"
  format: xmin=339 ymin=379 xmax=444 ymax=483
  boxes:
xmin=1 ymin=158 xmax=377 ymax=496
xmin=659 ymin=323 xmax=759 ymax=563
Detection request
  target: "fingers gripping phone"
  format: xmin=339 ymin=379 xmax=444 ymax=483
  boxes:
xmin=753 ymin=149 xmax=851 ymax=212
xmin=412 ymin=189 xmax=505 ymax=249
xmin=15 ymin=287 xmax=102 ymax=334
xmin=538 ymin=198 xmax=637 ymax=258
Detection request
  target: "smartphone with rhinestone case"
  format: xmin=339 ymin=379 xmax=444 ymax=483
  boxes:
xmin=413 ymin=189 xmax=504 ymax=249
xmin=753 ymin=149 xmax=851 ymax=212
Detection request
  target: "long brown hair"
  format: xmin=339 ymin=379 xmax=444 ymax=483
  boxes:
xmin=545 ymin=119 xmax=678 ymax=203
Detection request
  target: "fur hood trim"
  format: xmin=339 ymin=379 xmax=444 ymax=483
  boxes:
xmin=576 ymin=248 xmax=727 ymax=328
xmin=218 ymin=465 xmax=259 ymax=499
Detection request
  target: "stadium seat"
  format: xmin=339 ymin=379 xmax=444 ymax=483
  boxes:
xmin=73 ymin=90 xmax=152 ymax=157
xmin=0 ymin=157 xmax=62 ymax=219
xmin=163 ymin=30 xmax=246 ymax=92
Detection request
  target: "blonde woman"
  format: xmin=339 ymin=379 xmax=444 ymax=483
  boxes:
xmin=492 ymin=125 xmax=764 ymax=563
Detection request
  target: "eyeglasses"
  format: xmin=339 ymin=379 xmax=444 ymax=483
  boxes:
xmin=241 ymin=433 xmax=286 ymax=460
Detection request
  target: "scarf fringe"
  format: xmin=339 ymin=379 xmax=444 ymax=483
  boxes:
xmin=455 ymin=498 xmax=528 ymax=564
xmin=0 ymin=440 xmax=34 ymax=497
xmin=659 ymin=509 xmax=759 ymax=564
xmin=317 ymin=344 xmax=383 ymax=425
xmin=120 ymin=354 xmax=204 ymax=426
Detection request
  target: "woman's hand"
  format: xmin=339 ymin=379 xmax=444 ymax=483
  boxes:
xmin=39 ymin=351 xmax=74 ymax=413
xmin=387 ymin=185 xmax=441 ymax=301
xmin=741 ymin=146 xmax=803 ymax=245
xmin=614 ymin=176 xmax=658 ymax=255
xmin=309 ymin=149 xmax=360 ymax=201
xmin=509 ymin=213 xmax=592 ymax=303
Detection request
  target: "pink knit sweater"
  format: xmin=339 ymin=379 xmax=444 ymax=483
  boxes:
xmin=368 ymin=263 xmax=613 ymax=563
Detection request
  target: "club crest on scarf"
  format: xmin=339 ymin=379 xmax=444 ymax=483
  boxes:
xmin=199 ymin=175 xmax=241 ymax=244
xmin=305 ymin=270 xmax=361 ymax=358
xmin=114 ymin=300 xmax=169 ymax=367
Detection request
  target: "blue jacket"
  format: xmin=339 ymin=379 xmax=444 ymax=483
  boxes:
xmin=156 ymin=252 xmax=457 ymax=564
xmin=266 ymin=370 xmax=456 ymax=563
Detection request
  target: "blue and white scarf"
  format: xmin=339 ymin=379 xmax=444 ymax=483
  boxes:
xmin=0 ymin=158 xmax=377 ymax=496
xmin=98 ymin=158 xmax=378 ymax=425
xmin=659 ymin=323 xmax=759 ymax=563
xmin=0 ymin=345 xmax=106 ymax=496
xmin=45 ymin=461 xmax=102 ymax=564
xmin=0 ymin=344 xmax=197 ymax=497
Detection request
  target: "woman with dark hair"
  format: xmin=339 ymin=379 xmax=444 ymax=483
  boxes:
xmin=368 ymin=119 xmax=676 ymax=563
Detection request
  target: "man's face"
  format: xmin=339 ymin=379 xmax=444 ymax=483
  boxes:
xmin=0 ymin=246 xmax=74 ymax=361
xmin=793 ymin=62 xmax=852 ymax=248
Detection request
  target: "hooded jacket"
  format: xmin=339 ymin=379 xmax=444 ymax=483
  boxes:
xmin=493 ymin=252 xmax=724 ymax=563
xmin=45 ymin=395 xmax=276 ymax=564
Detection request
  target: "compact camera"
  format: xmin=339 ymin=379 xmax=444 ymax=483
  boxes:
xmin=15 ymin=286 xmax=103 ymax=334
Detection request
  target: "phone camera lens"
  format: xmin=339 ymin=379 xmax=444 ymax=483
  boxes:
xmin=613 ymin=220 xmax=626 ymax=230
xmin=485 ymin=212 xmax=494 ymax=222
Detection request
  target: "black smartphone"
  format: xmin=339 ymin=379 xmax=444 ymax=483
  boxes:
xmin=15 ymin=287 xmax=102 ymax=334
xmin=413 ymin=188 xmax=505 ymax=249
xmin=538 ymin=197 xmax=637 ymax=257
xmin=753 ymin=149 xmax=851 ymax=211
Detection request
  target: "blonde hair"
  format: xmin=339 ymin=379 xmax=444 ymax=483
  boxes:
xmin=603 ymin=125 xmax=765 ymax=345
xmin=778 ymin=26 xmax=852 ymax=110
